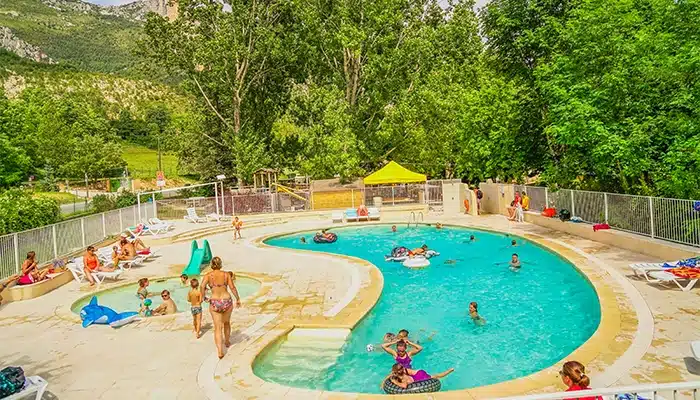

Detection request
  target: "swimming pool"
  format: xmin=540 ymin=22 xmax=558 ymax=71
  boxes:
xmin=254 ymin=224 xmax=601 ymax=393
xmin=70 ymin=276 xmax=261 ymax=315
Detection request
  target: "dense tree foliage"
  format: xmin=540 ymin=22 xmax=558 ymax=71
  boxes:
xmin=0 ymin=190 xmax=60 ymax=235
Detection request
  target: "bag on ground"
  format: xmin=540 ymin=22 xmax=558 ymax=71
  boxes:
xmin=0 ymin=366 xmax=25 ymax=397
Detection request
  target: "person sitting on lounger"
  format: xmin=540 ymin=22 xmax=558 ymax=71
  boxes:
xmin=507 ymin=191 xmax=521 ymax=220
xmin=17 ymin=251 xmax=50 ymax=285
xmin=120 ymin=238 xmax=138 ymax=259
xmin=83 ymin=246 xmax=117 ymax=286
xmin=121 ymin=233 xmax=149 ymax=254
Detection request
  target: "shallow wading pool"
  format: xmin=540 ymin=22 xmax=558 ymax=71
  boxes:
xmin=255 ymin=225 xmax=601 ymax=393
xmin=71 ymin=276 xmax=261 ymax=315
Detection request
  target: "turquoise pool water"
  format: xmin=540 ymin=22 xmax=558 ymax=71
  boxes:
xmin=71 ymin=276 xmax=261 ymax=314
xmin=255 ymin=225 xmax=601 ymax=393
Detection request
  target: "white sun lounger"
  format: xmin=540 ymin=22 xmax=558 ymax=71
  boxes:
xmin=345 ymin=209 xmax=359 ymax=222
xmin=5 ymin=375 xmax=48 ymax=400
xmin=647 ymin=270 xmax=698 ymax=292
xmin=67 ymin=260 xmax=123 ymax=287
xmin=184 ymin=207 xmax=207 ymax=223
xmin=331 ymin=211 xmax=344 ymax=223
xmin=368 ymin=207 xmax=380 ymax=221
xmin=630 ymin=257 xmax=700 ymax=281
xmin=206 ymin=213 xmax=230 ymax=222
xmin=692 ymin=341 xmax=700 ymax=361
xmin=148 ymin=218 xmax=175 ymax=230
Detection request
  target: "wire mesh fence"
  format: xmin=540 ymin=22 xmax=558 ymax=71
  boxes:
xmin=0 ymin=205 xmax=143 ymax=280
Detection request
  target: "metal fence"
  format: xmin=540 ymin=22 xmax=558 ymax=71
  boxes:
xmin=0 ymin=204 xmax=157 ymax=281
xmin=513 ymin=185 xmax=700 ymax=248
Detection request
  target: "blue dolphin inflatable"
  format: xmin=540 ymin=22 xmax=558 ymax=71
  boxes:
xmin=80 ymin=296 xmax=139 ymax=328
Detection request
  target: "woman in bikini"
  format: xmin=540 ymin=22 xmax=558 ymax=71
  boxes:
xmin=82 ymin=246 xmax=116 ymax=286
xmin=18 ymin=251 xmax=49 ymax=285
xmin=382 ymin=338 xmax=423 ymax=368
xmin=200 ymin=256 xmax=241 ymax=359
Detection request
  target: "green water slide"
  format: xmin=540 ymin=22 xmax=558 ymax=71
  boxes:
xmin=182 ymin=240 xmax=212 ymax=276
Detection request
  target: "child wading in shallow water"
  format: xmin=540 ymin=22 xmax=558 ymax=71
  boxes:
xmin=188 ymin=278 xmax=203 ymax=338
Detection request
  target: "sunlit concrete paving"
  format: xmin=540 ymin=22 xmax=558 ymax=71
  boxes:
xmin=0 ymin=212 xmax=698 ymax=399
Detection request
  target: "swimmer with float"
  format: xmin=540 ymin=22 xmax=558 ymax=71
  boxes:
xmin=382 ymin=338 xmax=422 ymax=368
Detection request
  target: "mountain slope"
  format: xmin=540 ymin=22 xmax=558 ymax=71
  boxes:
xmin=0 ymin=0 xmax=164 ymax=73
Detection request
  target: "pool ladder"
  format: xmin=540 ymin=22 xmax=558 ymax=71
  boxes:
xmin=407 ymin=212 xmax=424 ymax=228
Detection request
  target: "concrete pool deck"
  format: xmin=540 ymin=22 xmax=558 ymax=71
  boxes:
xmin=0 ymin=212 xmax=698 ymax=399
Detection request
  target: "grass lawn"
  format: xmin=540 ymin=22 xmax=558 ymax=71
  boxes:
xmin=122 ymin=143 xmax=181 ymax=179
xmin=34 ymin=191 xmax=81 ymax=204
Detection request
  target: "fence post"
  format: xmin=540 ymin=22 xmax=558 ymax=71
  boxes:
xmin=81 ymin=218 xmax=86 ymax=248
xmin=649 ymin=197 xmax=655 ymax=238
xmin=545 ymin=188 xmax=549 ymax=208
xmin=351 ymin=189 xmax=355 ymax=208
xmin=570 ymin=190 xmax=576 ymax=217
xmin=13 ymin=233 xmax=19 ymax=274
xmin=604 ymin=193 xmax=609 ymax=223
xmin=152 ymin=194 xmax=157 ymax=219
xmin=52 ymin=225 xmax=58 ymax=258
xmin=102 ymin=213 xmax=106 ymax=238
xmin=231 ymin=195 xmax=235 ymax=216
xmin=269 ymin=192 xmax=274 ymax=213
xmin=133 ymin=206 xmax=137 ymax=225
xmin=392 ymin=187 xmax=395 ymax=206
xmin=119 ymin=209 xmax=123 ymax=232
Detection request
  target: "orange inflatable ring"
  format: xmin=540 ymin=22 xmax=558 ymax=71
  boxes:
xmin=464 ymin=199 xmax=470 ymax=212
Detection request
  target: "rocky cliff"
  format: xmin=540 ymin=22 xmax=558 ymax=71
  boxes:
xmin=0 ymin=27 xmax=53 ymax=63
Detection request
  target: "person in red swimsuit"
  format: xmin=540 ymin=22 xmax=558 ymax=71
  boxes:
xmin=18 ymin=251 xmax=49 ymax=285
xmin=560 ymin=361 xmax=602 ymax=400
xmin=82 ymin=246 xmax=117 ymax=286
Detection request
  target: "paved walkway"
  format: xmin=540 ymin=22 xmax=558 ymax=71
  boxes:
xmin=0 ymin=212 xmax=698 ymax=399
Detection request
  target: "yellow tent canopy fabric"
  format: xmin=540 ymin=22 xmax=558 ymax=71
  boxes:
xmin=363 ymin=161 xmax=427 ymax=185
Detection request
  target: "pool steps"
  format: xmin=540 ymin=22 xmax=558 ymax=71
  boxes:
xmin=269 ymin=328 xmax=350 ymax=372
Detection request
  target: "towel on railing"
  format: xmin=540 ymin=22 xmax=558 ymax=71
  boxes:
xmin=666 ymin=267 xmax=700 ymax=279
xmin=662 ymin=257 xmax=700 ymax=269
xmin=616 ymin=394 xmax=649 ymax=400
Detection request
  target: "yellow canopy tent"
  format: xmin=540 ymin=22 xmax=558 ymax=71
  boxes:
xmin=363 ymin=161 xmax=426 ymax=185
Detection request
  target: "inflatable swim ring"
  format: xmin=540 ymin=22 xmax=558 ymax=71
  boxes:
xmin=385 ymin=246 xmax=409 ymax=262
xmin=383 ymin=378 xmax=441 ymax=394
xmin=313 ymin=233 xmax=337 ymax=243
xmin=403 ymin=257 xmax=431 ymax=269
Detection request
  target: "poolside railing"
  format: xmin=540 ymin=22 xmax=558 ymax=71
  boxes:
xmin=497 ymin=380 xmax=700 ymax=400
xmin=510 ymin=184 xmax=700 ymax=248
xmin=0 ymin=203 xmax=157 ymax=281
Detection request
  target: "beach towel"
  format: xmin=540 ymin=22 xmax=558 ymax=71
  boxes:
xmin=663 ymin=257 xmax=700 ymax=268
xmin=666 ymin=267 xmax=700 ymax=279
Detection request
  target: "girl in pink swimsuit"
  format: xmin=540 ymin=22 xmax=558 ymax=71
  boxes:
xmin=386 ymin=363 xmax=455 ymax=389
xmin=382 ymin=338 xmax=423 ymax=368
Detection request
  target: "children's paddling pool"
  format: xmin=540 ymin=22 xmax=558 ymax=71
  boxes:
xmin=71 ymin=276 xmax=260 ymax=315
xmin=254 ymin=225 xmax=600 ymax=393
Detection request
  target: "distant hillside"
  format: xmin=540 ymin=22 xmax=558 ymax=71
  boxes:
xmin=0 ymin=49 xmax=191 ymax=117
xmin=0 ymin=0 xmax=171 ymax=74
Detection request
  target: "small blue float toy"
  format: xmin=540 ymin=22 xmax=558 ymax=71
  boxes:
xmin=80 ymin=296 xmax=139 ymax=328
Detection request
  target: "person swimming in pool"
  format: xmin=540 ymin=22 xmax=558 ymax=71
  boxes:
xmin=469 ymin=301 xmax=486 ymax=326
xmin=382 ymin=338 xmax=422 ymax=368
xmin=382 ymin=363 xmax=454 ymax=389
xmin=300 ymin=237 xmax=307 ymax=244
xmin=464 ymin=234 xmax=476 ymax=243
xmin=391 ymin=225 xmax=397 ymax=233
xmin=509 ymin=253 xmax=521 ymax=271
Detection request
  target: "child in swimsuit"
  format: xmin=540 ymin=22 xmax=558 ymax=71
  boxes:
xmin=509 ymin=253 xmax=521 ymax=271
xmin=385 ymin=364 xmax=455 ymax=389
xmin=469 ymin=302 xmax=486 ymax=325
xmin=382 ymin=338 xmax=422 ymax=368
xmin=188 ymin=278 xmax=203 ymax=338
xmin=140 ymin=298 xmax=153 ymax=317
xmin=180 ymin=274 xmax=189 ymax=286
xmin=137 ymin=278 xmax=152 ymax=300
xmin=232 ymin=217 xmax=243 ymax=240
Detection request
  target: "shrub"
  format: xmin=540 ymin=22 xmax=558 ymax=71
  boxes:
xmin=115 ymin=191 xmax=137 ymax=208
xmin=0 ymin=190 xmax=61 ymax=235
xmin=91 ymin=194 xmax=117 ymax=212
